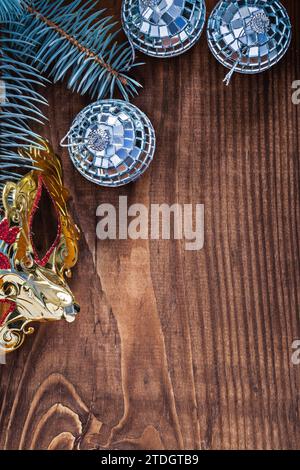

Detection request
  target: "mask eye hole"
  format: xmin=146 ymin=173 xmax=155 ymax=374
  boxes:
xmin=3 ymin=282 xmax=18 ymax=298
xmin=31 ymin=180 xmax=60 ymax=266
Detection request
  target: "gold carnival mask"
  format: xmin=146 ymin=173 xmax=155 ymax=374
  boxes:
xmin=0 ymin=142 xmax=80 ymax=353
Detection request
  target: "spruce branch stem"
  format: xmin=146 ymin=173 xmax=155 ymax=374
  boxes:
xmin=26 ymin=4 xmax=128 ymax=86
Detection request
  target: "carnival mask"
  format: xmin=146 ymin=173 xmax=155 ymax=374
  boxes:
xmin=0 ymin=142 xmax=80 ymax=353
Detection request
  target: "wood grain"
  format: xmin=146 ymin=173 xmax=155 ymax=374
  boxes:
xmin=0 ymin=0 xmax=299 ymax=450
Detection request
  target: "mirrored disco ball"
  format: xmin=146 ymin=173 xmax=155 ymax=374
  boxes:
xmin=122 ymin=0 xmax=206 ymax=57
xmin=66 ymin=100 xmax=156 ymax=187
xmin=207 ymin=0 xmax=291 ymax=77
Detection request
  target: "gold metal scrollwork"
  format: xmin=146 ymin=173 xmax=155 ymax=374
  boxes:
xmin=0 ymin=141 xmax=80 ymax=353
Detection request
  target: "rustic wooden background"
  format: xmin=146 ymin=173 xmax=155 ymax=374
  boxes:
xmin=0 ymin=0 xmax=299 ymax=450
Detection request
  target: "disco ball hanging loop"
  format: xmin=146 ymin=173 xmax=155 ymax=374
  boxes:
xmin=122 ymin=0 xmax=206 ymax=58
xmin=207 ymin=0 xmax=292 ymax=85
xmin=62 ymin=100 xmax=155 ymax=187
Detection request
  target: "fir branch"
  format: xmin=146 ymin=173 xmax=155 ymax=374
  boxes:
xmin=21 ymin=0 xmax=141 ymax=100
xmin=0 ymin=0 xmax=22 ymax=22
xmin=0 ymin=18 xmax=48 ymax=196
xmin=27 ymin=4 xmax=128 ymax=86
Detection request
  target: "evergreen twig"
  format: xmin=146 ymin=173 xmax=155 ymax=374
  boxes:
xmin=21 ymin=0 xmax=142 ymax=100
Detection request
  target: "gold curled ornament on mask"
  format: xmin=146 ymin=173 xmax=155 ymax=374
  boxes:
xmin=0 ymin=141 xmax=80 ymax=354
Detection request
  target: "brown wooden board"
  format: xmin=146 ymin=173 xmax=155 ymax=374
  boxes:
xmin=0 ymin=0 xmax=299 ymax=450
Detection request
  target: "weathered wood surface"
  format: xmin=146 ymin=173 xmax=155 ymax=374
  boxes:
xmin=0 ymin=0 xmax=299 ymax=450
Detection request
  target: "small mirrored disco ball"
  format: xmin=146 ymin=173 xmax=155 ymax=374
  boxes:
xmin=122 ymin=0 xmax=206 ymax=57
xmin=65 ymin=100 xmax=156 ymax=187
xmin=207 ymin=0 xmax=291 ymax=84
